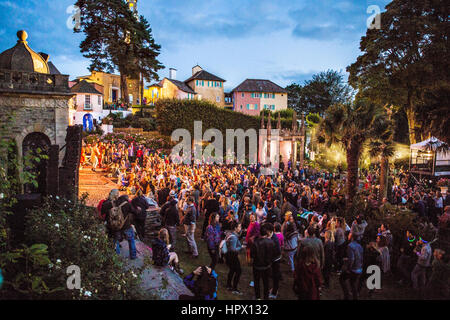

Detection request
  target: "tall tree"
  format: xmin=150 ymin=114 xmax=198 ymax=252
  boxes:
xmin=317 ymin=99 xmax=390 ymax=205
xmin=286 ymin=70 xmax=353 ymax=116
xmin=347 ymin=0 xmax=449 ymax=144
xmin=75 ymin=0 xmax=164 ymax=104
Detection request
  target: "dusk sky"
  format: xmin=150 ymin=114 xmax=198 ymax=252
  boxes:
xmin=0 ymin=0 xmax=391 ymax=90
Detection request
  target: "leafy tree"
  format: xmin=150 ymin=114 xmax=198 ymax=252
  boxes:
xmin=317 ymin=99 xmax=390 ymax=205
xmin=347 ymin=0 xmax=449 ymax=144
xmin=289 ymin=70 xmax=353 ymax=116
xmin=75 ymin=0 xmax=164 ymax=104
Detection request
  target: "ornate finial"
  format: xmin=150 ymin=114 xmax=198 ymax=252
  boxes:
xmin=17 ymin=30 xmax=28 ymax=43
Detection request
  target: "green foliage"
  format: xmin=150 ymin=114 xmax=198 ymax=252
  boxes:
xmin=347 ymin=0 xmax=449 ymax=143
xmin=13 ymin=195 xmax=147 ymax=300
xmin=156 ymin=98 xmax=265 ymax=136
xmin=106 ymin=113 xmax=156 ymax=132
xmin=286 ymin=70 xmax=353 ymax=115
xmin=75 ymin=0 xmax=164 ymax=103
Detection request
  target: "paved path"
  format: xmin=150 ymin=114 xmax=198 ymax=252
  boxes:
xmin=78 ymin=167 xmax=121 ymax=207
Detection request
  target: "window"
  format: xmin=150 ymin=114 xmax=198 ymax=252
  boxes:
xmin=272 ymin=94 xmax=276 ymax=99
xmin=254 ymin=104 xmax=258 ymax=110
xmin=242 ymin=93 xmax=245 ymax=98
xmin=271 ymin=105 xmax=275 ymax=110
xmin=84 ymin=95 xmax=91 ymax=110
xmin=202 ymin=80 xmax=204 ymax=86
xmin=240 ymin=105 xmax=243 ymax=109
xmin=98 ymin=95 xmax=102 ymax=106
xmin=216 ymin=96 xmax=221 ymax=102
xmin=246 ymin=104 xmax=250 ymax=110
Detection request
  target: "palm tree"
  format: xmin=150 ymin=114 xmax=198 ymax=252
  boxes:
xmin=368 ymin=139 xmax=395 ymax=202
xmin=318 ymin=99 xmax=390 ymax=205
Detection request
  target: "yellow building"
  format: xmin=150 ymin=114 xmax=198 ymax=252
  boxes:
xmin=185 ymin=65 xmax=226 ymax=107
xmin=144 ymin=65 xmax=226 ymax=107
xmin=76 ymin=71 xmax=140 ymax=105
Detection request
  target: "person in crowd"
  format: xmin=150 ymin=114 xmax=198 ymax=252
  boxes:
xmin=181 ymin=266 xmax=218 ymax=300
xmin=350 ymin=214 xmax=368 ymax=243
xmin=270 ymin=223 xmax=282 ymax=299
xmin=111 ymin=194 xmax=138 ymax=260
xmin=131 ymin=190 xmax=150 ymax=240
xmin=182 ymin=197 xmax=198 ymax=258
xmin=202 ymin=193 xmax=220 ymax=240
xmin=225 ymin=222 xmax=244 ymax=295
xmin=323 ymin=230 xmax=335 ymax=289
xmin=250 ymin=223 xmax=276 ymax=300
xmin=293 ymin=245 xmax=323 ymax=300
xmin=340 ymin=233 xmax=363 ymax=300
xmin=283 ymin=220 xmax=299 ymax=274
xmin=411 ymin=236 xmax=432 ymax=295
xmin=205 ymin=213 xmax=222 ymax=269
xmin=426 ymin=249 xmax=449 ymax=300
xmin=299 ymin=226 xmax=325 ymax=270
xmin=245 ymin=214 xmax=260 ymax=265
xmin=152 ymin=228 xmax=183 ymax=274
xmin=161 ymin=196 xmax=180 ymax=249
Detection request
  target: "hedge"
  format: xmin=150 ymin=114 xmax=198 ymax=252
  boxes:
xmin=155 ymin=98 xmax=294 ymax=136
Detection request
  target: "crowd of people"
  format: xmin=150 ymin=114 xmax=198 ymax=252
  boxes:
xmin=86 ymin=138 xmax=450 ymax=300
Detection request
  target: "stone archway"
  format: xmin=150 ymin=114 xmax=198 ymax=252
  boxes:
xmin=22 ymin=132 xmax=51 ymax=195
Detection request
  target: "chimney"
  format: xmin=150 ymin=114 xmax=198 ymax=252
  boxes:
xmin=192 ymin=65 xmax=202 ymax=76
xmin=169 ymin=68 xmax=177 ymax=80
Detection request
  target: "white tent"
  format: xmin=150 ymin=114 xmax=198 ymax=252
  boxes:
xmin=410 ymin=137 xmax=450 ymax=176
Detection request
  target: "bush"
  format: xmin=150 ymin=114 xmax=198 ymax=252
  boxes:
xmin=155 ymin=98 xmax=294 ymax=136
xmin=4 ymin=195 xmax=149 ymax=300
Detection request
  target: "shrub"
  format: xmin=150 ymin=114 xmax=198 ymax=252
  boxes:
xmin=155 ymin=99 xmax=294 ymax=137
xmin=12 ymin=195 xmax=149 ymax=300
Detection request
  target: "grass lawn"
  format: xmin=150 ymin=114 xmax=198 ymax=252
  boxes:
xmin=174 ymin=215 xmax=418 ymax=300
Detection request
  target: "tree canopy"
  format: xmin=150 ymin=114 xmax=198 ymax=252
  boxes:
xmin=75 ymin=0 xmax=164 ymax=103
xmin=286 ymin=70 xmax=353 ymax=115
xmin=347 ymin=0 xmax=449 ymax=144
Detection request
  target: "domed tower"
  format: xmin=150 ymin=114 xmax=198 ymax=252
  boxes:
xmin=0 ymin=30 xmax=80 ymax=198
xmin=0 ymin=30 xmax=50 ymax=74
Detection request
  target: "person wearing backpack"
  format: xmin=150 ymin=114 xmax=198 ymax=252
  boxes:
xmin=101 ymin=189 xmax=120 ymax=235
xmin=110 ymin=195 xmax=138 ymax=260
xmin=224 ymin=222 xmax=243 ymax=296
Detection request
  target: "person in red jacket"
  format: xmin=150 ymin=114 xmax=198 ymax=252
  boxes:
xmin=294 ymin=245 xmax=323 ymax=300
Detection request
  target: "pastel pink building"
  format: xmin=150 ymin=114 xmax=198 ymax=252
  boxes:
xmin=231 ymin=79 xmax=288 ymax=116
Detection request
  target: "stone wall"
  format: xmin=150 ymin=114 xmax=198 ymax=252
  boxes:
xmin=0 ymin=93 xmax=71 ymax=164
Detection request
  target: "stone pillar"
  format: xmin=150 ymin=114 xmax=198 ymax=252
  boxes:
xmin=47 ymin=145 xmax=60 ymax=197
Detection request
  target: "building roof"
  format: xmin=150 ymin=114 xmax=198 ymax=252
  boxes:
xmin=0 ymin=30 xmax=50 ymax=74
xmin=185 ymin=70 xmax=225 ymax=83
xmin=48 ymin=61 xmax=61 ymax=75
xmin=70 ymin=80 xmax=103 ymax=95
xmin=231 ymin=79 xmax=287 ymax=93
xmin=148 ymin=83 xmax=162 ymax=88
xmin=166 ymin=78 xmax=196 ymax=94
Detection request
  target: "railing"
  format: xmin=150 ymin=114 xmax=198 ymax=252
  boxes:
xmin=0 ymin=69 xmax=70 ymax=94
